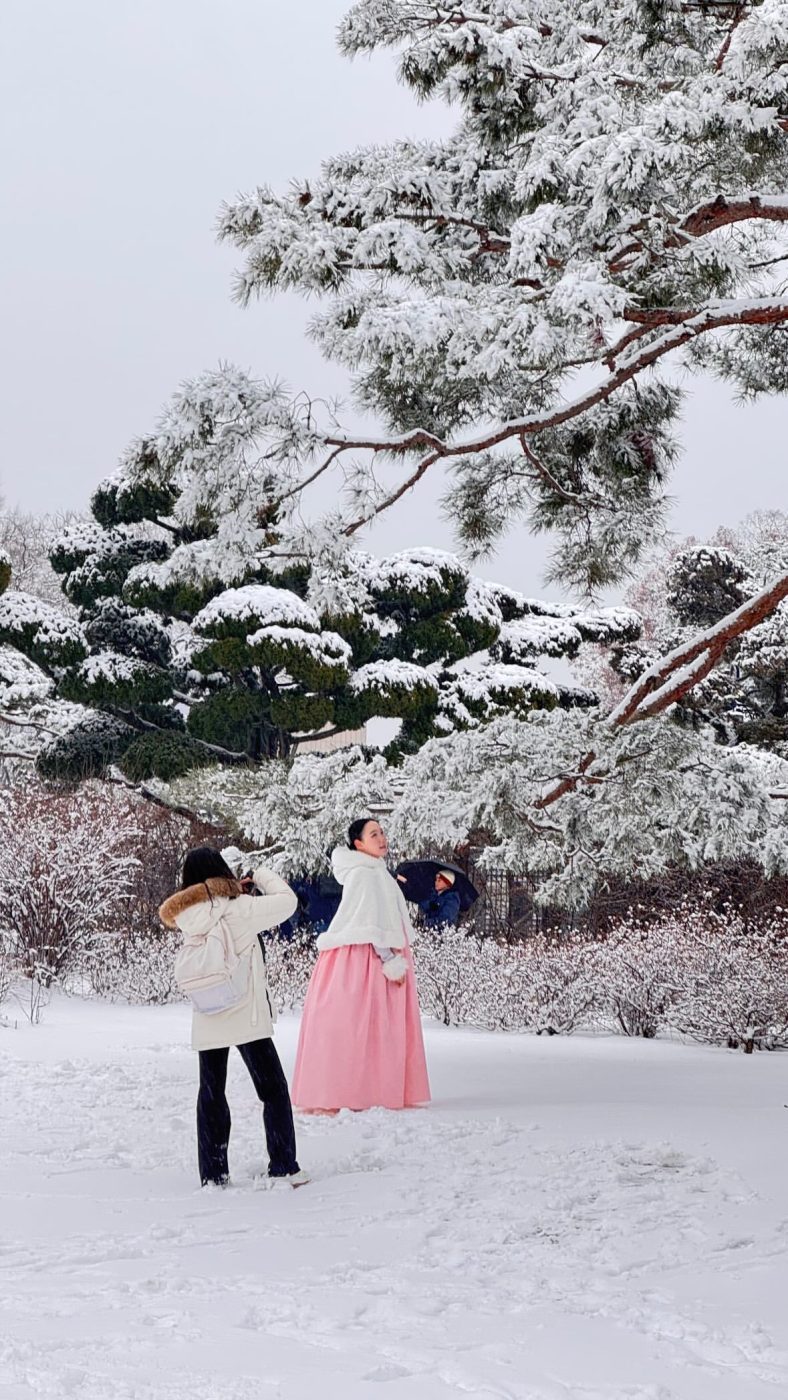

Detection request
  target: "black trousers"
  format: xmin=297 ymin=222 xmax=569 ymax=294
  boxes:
xmin=197 ymin=1037 xmax=300 ymax=1185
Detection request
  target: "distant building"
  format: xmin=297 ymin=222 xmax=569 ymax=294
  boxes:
xmin=294 ymin=725 xmax=367 ymax=755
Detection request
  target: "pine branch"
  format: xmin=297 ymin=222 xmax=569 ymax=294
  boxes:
xmin=104 ymin=770 xmax=214 ymax=824
xmin=325 ymin=296 xmax=788 ymax=533
xmin=274 ymin=445 xmax=346 ymax=506
xmin=518 ymin=436 xmax=602 ymax=509
xmin=343 ymin=451 xmax=442 ymax=537
xmin=535 ymin=569 xmax=788 ymax=811
xmin=0 ymin=711 xmax=62 ymax=738
xmin=115 ymin=708 xmax=250 ymax=766
xmin=714 ymin=4 xmax=747 ymax=71
xmin=611 ymin=575 xmax=788 ymax=724
xmin=291 ymin=725 xmax=343 ymax=747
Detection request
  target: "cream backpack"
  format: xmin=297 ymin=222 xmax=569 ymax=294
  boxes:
xmin=174 ymin=920 xmax=252 ymax=1015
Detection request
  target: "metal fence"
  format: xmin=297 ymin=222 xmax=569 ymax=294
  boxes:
xmin=442 ymin=853 xmax=788 ymax=942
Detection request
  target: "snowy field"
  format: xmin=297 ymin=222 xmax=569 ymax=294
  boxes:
xmin=1 ymin=999 xmax=787 ymax=1400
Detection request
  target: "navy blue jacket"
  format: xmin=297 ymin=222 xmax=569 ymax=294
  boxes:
xmin=418 ymin=889 xmax=462 ymax=929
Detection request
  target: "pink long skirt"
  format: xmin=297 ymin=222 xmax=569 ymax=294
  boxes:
xmin=291 ymin=941 xmax=431 ymax=1111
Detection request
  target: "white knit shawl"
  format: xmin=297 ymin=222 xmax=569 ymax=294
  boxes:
xmin=315 ymin=847 xmax=411 ymax=952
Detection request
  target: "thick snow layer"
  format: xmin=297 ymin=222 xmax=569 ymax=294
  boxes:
xmin=0 ymin=589 xmax=85 ymax=649
xmin=246 ymin=624 xmax=352 ymax=665
xmin=460 ymin=575 xmax=504 ymax=627
xmin=350 ymin=659 xmax=438 ymax=693
xmin=193 ymin=584 xmax=320 ymax=636
xmin=125 ymin=537 xmax=269 ymax=598
xmin=79 ymin=650 xmax=150 ymax=685
xmin=166 ymin=618 xmax=201 ymax=668
xmin=370 ymin=547 xmax=468 ymax=596
xmin=0 ymin=644 xmax=53 ymax=706
xmin=452 ymin=661 xmax=560 ymax=702
xmin=497 ymin=615 xmax=583 ymax=659
xmin=2 ymin=997 xmax=787 ymax=1400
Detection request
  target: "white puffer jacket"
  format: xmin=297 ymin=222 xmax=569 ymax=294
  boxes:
xmin=315 ymin=847 xmax=412 ymax=952
xmin=159 ymin=865 xmax=297 ymax=1051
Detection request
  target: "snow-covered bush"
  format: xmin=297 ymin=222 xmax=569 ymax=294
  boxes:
xmin=262 ymin=931 xmax=317 ymax=1013
xmin=0 ymin=784 xmax=142 ymax=985
xmin=415 ymin=911 xmax=788 ymax=1050
xmin=411 ymin=924 xmax=509 ymax=1028
xmin=665 ymin=912 xmax=788 ymax=1054
xmin=0 ymin=781 xmax=219 ymax=1013
xmin=587 ymin=905 xmax=788 ymax=1050
xmin=595 ymin=918 xmax=682 ymax=1038
xmin=514 ymin=936 xmax=599 ymax=1036
xmin=411 ymin=926 xmax=596 ymax=1034
xmin=84 ymin=927 xmax=183 ymax=1005
xmin=80 ymin=803 xmax=227 ymax=1003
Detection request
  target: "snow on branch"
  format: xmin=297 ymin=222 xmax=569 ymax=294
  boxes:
xmin=193 ymin=584 xmax=320 ymax=636
xmin=608 ymin=570 xmax=788 ymax=726
xmin=216 ymin=1 xmax=788 ymax=587
xmin=537 ymin=567 xmax=788 ymax=810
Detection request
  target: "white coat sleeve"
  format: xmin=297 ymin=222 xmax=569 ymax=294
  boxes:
xmin=225 ymin=866 xmax=298 ymax=953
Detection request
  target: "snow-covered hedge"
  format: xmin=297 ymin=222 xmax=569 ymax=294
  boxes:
xmin=15 ymin=899 xmax=782 ymax=1055
xmin=83 ymin=927 xmax=183 ymax=1005
xmin=250 ymin=908 xmax=788 ymax=1053
xmin=0 ymin=785 xmax=143 ymax=986
xmin=0 ymin=782 xmax=221 ymax=1012
xmin=261 ymin=930 xmax=317 ymax=1013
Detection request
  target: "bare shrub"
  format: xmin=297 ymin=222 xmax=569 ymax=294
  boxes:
xmin=513 ymin=935 xmax=599 ymax=1035
xmin=82 ymin=803 xmax=224 ymax=1003
xmin=665 ymin=909 xmax=788 ymax=1053
xmin=263 ymin=931 xmax=318 ymax=1013
xmin=594 ymin=919 xmax=681 ymax=1038
xmin=85 ymin=927 xmax=183 ymax=1005
xmin=411 ymin=924 xmax=508 ymax=1028
xmin=0 ymin=784 xmax=141 ymax=986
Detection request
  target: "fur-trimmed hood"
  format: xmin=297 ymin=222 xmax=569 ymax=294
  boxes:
xmin=159 ymin=877 xmax=241 ymax=929
xmin=331 ymin=846 xmax=384 ymax=885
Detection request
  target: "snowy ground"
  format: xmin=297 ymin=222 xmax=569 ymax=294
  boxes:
xmin=1 ymin=998 xmax=787 ymax=1400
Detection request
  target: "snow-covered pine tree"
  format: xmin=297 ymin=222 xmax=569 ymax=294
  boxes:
xmin=0 ymin=539 xmax=91 ymax=778
xmin=588 ymin=511 xmax=788 ymax=752
xmin=218 ymin=0 xmax=788 ymax=594
xmin=1 ymin=367 xmax=637 ymax=783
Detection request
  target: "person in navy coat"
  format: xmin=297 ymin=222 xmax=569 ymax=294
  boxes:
xmin=418 ymin=870 xmax=462 ymax=929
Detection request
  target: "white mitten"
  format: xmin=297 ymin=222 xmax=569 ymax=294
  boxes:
xmin=381 ymin=954 xmax=408 ymax=983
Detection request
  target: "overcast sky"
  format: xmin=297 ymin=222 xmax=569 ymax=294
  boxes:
xmin=2 ymin=0 xmax=786 ymax=600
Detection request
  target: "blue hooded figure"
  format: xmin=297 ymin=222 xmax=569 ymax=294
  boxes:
xmin=418 ymin=869 xmax=462 ymax=929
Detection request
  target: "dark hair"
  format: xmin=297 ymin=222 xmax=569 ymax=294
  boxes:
xmin=347 ymin=818 xmax=375 ymax=850
xmin=181 ymin=845 xmax=235 ymax=890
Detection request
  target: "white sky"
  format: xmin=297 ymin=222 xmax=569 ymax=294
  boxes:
xmin=2 ymin=0 xmax=786 ymax=600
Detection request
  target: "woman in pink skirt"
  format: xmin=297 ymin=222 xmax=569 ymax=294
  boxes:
xmin=292 ymin=817 xmax=431 ymax=1112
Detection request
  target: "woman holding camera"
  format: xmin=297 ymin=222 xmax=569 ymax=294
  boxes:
xmin=160 ymin=846 xmax=308 ymax=1189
